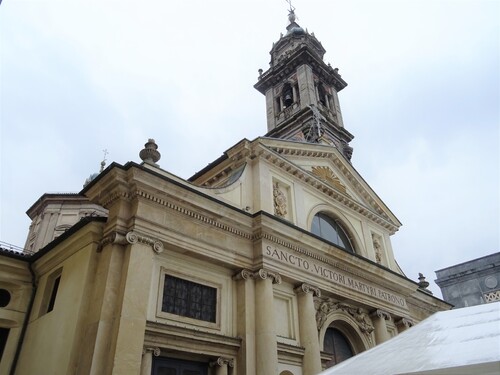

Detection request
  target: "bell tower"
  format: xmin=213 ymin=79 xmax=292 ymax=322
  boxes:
xmin=254 ymin=8 xmax=354 ymax=160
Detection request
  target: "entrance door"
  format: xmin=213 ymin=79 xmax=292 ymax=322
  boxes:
xmin=152 ymin=357 xmax=208 ymax=375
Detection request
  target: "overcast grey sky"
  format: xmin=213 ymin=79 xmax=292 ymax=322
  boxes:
xmin=1 ymin=0 xmax=498 ymax=296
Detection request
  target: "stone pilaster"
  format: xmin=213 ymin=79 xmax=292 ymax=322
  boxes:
xmin=370 ymin=309 xmax=391 ymax=344
xmin=111 ymin=231 xmax=160 ymax=375
xmin=210 ymin=357 xmax=235 ymax=375
xmin=254 ymin=269 xmax=281 ymax=375
xmin=140 ymin=347 xmax=160 ymax=375
xmin=233 ymin=269 xmax=256 ymax=375
xmin=294 ymin=283 xmax=322 ymax=375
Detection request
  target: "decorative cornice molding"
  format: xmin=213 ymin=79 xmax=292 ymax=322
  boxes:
xmin=142 ymin=347 xmax=161 ymax=356
xmin=315 ymin=297 xmax=374 ymax=338
xmin=126 ymin=231 xmax=164 ymax=253
xmin=101 ymin=190 xmax=132 ymax=208
xmin=294 ymin=283 xmax=321 ymax=297
xmin=134 ymin=189 xmax=253 ymax=240
xmin=209 ymin=357 xmax=235 ymax=368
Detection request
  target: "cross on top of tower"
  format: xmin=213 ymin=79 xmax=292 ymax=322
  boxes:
xmin=285 ymin=0 xmax=296 ymax=23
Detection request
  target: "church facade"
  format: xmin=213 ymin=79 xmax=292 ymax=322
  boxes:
xmin=0 ymin=10 xmax=450 ymax=375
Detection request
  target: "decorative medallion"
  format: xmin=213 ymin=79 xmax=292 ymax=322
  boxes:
xmin=311 ymin=166 xmax=349 ymax=195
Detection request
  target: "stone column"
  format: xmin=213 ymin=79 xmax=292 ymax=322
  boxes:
xmin=294 ymin=283 xmax=322 ymax=375
xmin=140 ymin=347 xmax=160 ymax=375
xmin=254 ymin=269 xmax=281 ymax=375
xmin=370 ymin=309 xmax=391 ymax=344
xmin=395 ymin=318 xmax=414 ymax=333
xmin=210 ymin=357 xmax=234 ymax=375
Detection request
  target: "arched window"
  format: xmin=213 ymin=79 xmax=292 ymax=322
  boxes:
xmin=323 ymin=327 xmax=354 ymax=367
xmin=311 ymin=213 xmax=354 ymax=252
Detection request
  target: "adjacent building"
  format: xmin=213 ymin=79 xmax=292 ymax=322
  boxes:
xmin=0 ymin=10 xmax=450 ymax=375
xmin=435 ymin=252 xmax=500 ymax=308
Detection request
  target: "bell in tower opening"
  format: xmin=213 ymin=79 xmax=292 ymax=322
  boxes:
xmin=283 ymin=83 xmax=293 ymax=107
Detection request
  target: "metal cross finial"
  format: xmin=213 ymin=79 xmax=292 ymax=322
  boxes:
xmin=100 ymin=149 xmax=109 ymax=172
xmin=285 ymin=0 xmax=296 ymax=23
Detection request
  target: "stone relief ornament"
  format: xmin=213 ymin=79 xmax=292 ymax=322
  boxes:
xmin=372 ymin=234 xmax=382 ymax=264
xmin=315 ymin=298 xmax=374 ymax=337
xmin=311 ymin=166 xmax=349 ymax=196
xmin=273 ymin=182 xmax=287 ymax=218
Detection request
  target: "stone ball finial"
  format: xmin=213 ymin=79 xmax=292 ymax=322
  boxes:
xmin=139 ymin=138 xmax=161 ymax=166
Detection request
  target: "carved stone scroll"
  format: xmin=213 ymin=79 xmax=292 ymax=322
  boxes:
xmin=209 ymin=357 xmax=235 ymax=368
xmin=395 ymin=317 xmax=414 ymax=330
xmin=254 ymin=268 xmax=282 ymax=284
xmin=232 ymin=269 xmax=254 ymax=281
xmin=294 ymin=283 xmax=321 ymax=297
xmin=371 ymin=309 xmax=391 ymax=321
xmin=142 ymin=347 xmax=161 ymax=357
xmin=126 ymin=231 xmax=164 ymax=253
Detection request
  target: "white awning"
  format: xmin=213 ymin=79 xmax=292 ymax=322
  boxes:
xmin=319 ymin=302 xmax=500 ymax=375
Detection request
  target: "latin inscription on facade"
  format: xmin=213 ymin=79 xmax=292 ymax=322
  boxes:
xmin=265 ymin=245 xmax=407 ymax=308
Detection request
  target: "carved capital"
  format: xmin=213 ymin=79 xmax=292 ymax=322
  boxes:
xmin=395 ymin=317 xmax=414 ymax=329
xmin=98 ymin=231 xmax=128 ymax=252
xmin=126 ymin=231 xmax=164 ymax=253
xmin=209 ymin=357 xmax=234 ymax=368
xmin=254 ymin=268 xmax=281 ymax=284
xmin=294 ymin=283 xmax=321 ymax=297
xmin=371 ymin=309 xmax=391 ymax=321
xmin=232 ymin=269 xmax=254 ymax=281
xmin=142 ymin=347 xmax=161 ymax=357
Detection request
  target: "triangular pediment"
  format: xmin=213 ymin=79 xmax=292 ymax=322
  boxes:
xmin=187 ymin=137 xmax=401 ymax=233
xmin=255 ymin=138 xmax=401 ymax=232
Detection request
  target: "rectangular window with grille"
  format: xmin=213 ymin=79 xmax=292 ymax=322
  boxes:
xmin=162 ymin=275 xmax=217 ymax=323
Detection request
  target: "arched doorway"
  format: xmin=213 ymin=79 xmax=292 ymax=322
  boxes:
xmin=323 ymin=327 xmax=354 ymax=367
